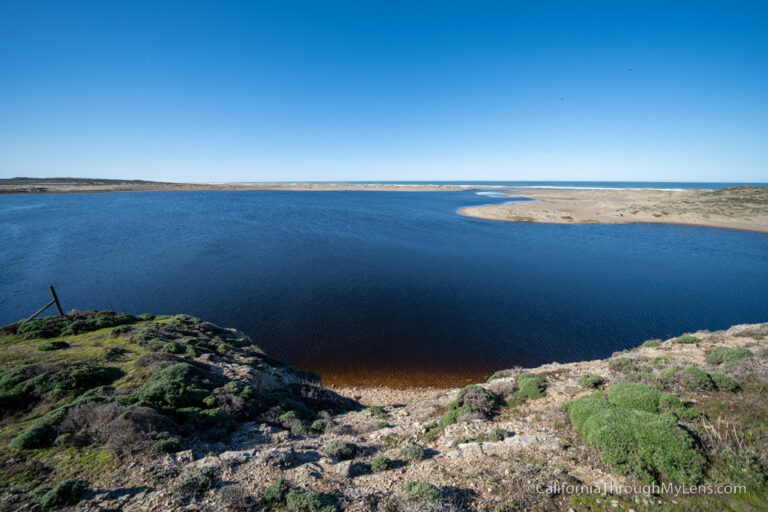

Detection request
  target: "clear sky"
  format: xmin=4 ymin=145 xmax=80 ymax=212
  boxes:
xmin=1 ymin=1 xmax=766 ymax=183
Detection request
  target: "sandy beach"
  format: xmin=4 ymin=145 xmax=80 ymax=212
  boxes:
xmin=460 ymin=186 xmax=768 ymax=233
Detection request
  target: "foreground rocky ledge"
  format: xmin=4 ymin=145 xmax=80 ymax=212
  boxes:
xmin=1 ymin=313 xmax=766 ymax=511
xmin=460 ymin=186 xmax=768 ymax=233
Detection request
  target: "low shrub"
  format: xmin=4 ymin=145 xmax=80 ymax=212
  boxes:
xmin=310 ymin=419 xmax=328 ymax=432
xmin=679 ymin=366 xmax=713 ymax=390
xmin=705 ymin=347 xmax=753 ymax=368
xmin=437 ymin=385 xmax=500 ymax=429
xmin=375 ymin=421 xmax=390 ymax=429
xmin=400 ymin=443 xmax=427 ymax=462
xmin=219 ymin=484 xmax=255 ymax=512
xmin=608 ymin=357 xmax=637 ymax=374
xmin=38 ymin=479 xmax=84 ymax=508
xmin=161 ymin=341 xmax=187 ymax=354
xmin=264 ymin=478 xmax=290 ymax=506
xmin=0 ymin=361 xmax=120 ymax=402
xmin=174 ymin=468 xmax=215 ymax=496
xmin=579 ymin=374 xmax=605 ymax=389
xmin=488 ymin=427 xmax=507 ymax=441
xmin=404 ymin=481 xmax=440 ymax=504
xmin=324 ymin=441 xmax=358 ymax=460
xmin=371 ymin=455 xmax=391 ymax=472
xmin=10 ymin=422 xmax=54 ymax=450
xmin=641 ymin=339 xmax=660 ymax=348
xmin=673 ymin=335 xmax=700 ymax=344
xmin=151 ymin=437 xmax=182 ymax=455
xmin=607 ymin=382 xmax=662 ymax=413
xmin=285 ymin=490 xmax=338 ymax=512
xmin=38 ymin=341 xmax=70 ymax=351
xmin=290 ymin=424 xmax=308 ymax=436
xmin=0 ymin=391 xmax=24 ymax=415
xmin=517 ymin=373 xmax=547 ymax=399
xmin=365 ymin=406 xmax=387 ymax=419
xmin=564 ymin=394 xmax=705 ymax=484
xmin=710 ymin=372 xmax=740 ymax=391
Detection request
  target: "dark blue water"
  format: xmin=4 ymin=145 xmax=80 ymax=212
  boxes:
xmin=2 ymin=190 xmax=767 ymax=386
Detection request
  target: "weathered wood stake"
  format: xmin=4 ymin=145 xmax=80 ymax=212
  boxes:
xmin=48 ymin=285 xmax=64 ymax=316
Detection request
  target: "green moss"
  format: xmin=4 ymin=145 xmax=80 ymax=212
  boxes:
xmin=371 ymin=455 xmax=391 ymax=472
xmin=517 ymin=373 xmax=547 ymax=399
xmin=565 ymin=394 xmax=705 ymax=484
xmin=673 ymin=335 xmax=700 ymax=344
xmin=400 ymin=443 xmax=427 ymax=461
xmin=705 ymin=347 xmax=753 ymax=368
xmin=403 ymin=481 xmax=440 ymax=504
xmin=285 ymin=490 xmax=338 ymax=512
xmin=38 ymin=479 xmax=84 ymax=508
xmin=324 ymin=441 xmax=357 ymax=460
xmin=579 ymin=374 xmax=605 ymax=389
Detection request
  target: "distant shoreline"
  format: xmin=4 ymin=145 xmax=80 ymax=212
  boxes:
xmin=459 ymin=186 xmax=768 ymax=234
xmin=0 ymin=178 xmax=480 ymax=194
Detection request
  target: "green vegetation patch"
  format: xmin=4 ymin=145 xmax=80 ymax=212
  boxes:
xmin=371 ymin=455 xmax=391 ymax=472
xmin=607 ymin=382 xmax=663 ymax=413
xmin=579 ymin=374 xmax=605 ymax=389
xmin=400 ymin=443 xmax=427 ymax=461
xmin=14 ymin=311 xmax=137 ymax=340
xmin=285 ymin=490 xmax=338 ymax=512
xmin=673 ymin=335 xmax=700 ymax=344
xmin=324 ymin=441 xmax=358 ymax=460
xmin=705 ymin=347 xmax=753 ymax=368
xmin=641 ymin=339 xmax=660 ymax=348
xmin=564 ymin=392 xmax=705 ymax=484
xmin=38 ymin=479 xmax=85 ymax=508
xmin=38 ymin=341 xmax=70 ymax=351
xmin=517 ymin=373 xmax=547 ymax=399
xmin=436 ymin=385 xmax=501 ymax=429
xmin=404 ymin=481 xmax=440 ymax=504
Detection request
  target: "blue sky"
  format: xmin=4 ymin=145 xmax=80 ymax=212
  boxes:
xmin=1 ymin=1 xmax=766 ymax=182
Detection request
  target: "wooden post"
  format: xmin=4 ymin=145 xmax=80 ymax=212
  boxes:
xmin=48 ymin=285 xmax=64 ymax=317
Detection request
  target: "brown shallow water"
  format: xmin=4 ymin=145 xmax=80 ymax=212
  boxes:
xmin=310 ymin=366 xmax=491 ymax=389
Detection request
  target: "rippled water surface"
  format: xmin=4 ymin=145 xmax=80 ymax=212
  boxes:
xmin=2 ymin=190 xmax=767 ymax=386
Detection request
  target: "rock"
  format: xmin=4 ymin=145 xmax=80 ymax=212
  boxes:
xmin=254 ymin=447 xmax=294 ymax=468
xmin=174 ymin=450 xmax=194 ymax=464
xmin=334 ymin=460 xmax=353 ymax=478
xmin=219 ymin=449 xmax=254 ymax=464
xmin=457 ymin=442 xmax=482 ymax=454
xmin=190 ymin=455 xmax=221 ymax=470
xmin=296 ymin=462 xmax=324 ymax=480
xmin=481 ymin=441 xmax=512 ymax=456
